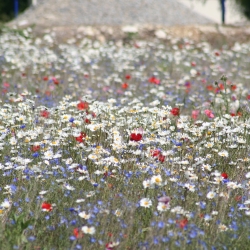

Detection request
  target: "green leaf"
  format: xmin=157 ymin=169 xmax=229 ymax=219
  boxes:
xmin=141 ymin=227 xmax=151 ymax=233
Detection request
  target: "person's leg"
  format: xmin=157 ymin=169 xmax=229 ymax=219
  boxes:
xmin=220 ymin=0 xmax=226 ymax=24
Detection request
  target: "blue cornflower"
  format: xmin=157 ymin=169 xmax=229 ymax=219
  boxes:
xmin=175 ymin=241 xmax=180 ymax=247
xmin=162 ymin=237 xmax=169 ymax=243
xmin=199 ymin=201 xmax=206 ymax=209
xmin=153 ymin=237 xmax=159 ymax=244
xmin=27 ymin=236 xmax=36 ymax=242
xmin=70 ymin=220 xmax=77 ymax=226
xmin=70 ymin=236 xmax=77 ymax=241
xmin=158 ymin=221 xmax=164 ymax=228
xmin=189 ymin=230 xmax=197 ymax=238
xmin=32 ymin=152 xmax=39 ymax=157
xmin=168 ymin=218 xmax=175 ymax=224
xmin=230 ymin=221 xmax=238 ymax=231
xmin=90 ymin=237 xmax=96 ymax=243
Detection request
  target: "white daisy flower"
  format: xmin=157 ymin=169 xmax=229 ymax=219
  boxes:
xmin=78 ymin=211 xmax=91 ymax=220
xmin=81 ymin=226 xmax=95 ymax=235
xmin=151 ymin=175 xmax=163 ymax=186
xmin=157 ymin=202 xmax=170 ymax=212
xmin=139 ymin=198 xmax=152 ymax=208
xmin=114 ymin=209 xmax=123 ymax=217
xmin=206 ymin=191 xmax=216 ymax=199
xmin=218 ymin=150 xmax=229 ymax=157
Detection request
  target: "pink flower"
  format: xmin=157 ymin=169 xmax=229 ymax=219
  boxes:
xmin=158 ymin=196 xmax=171 ymax=205
xmin=191 ymin=110 xmax=199 ymax=120
xmin=204 ymin=109 xmax=214 ymax=119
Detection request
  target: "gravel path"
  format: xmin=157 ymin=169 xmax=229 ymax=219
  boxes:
xmin=12 ymin=0 xmax=214 ymax=27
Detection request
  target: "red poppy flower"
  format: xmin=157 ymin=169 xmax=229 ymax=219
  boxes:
xmin=185 ymin=81 xmax=191 ymax=88
xmin=130 ymin=133 xmax=142 ymax=141
xmin=191 ymin=61 xmax=196 ymax=67
xmin=73 ymin=228 xmax=79 ymax=238
xmin=148 ymin=76 xmax=160 ymax=85
xmin=235 ymin=196 xmax=242 ymax=202
xmin=247 ymin=95 xmax=250 ymax=100
xmin=206 ymin=85 xmax=214 ymax=91
xmin=43 ymin=76 xmax=49 ymax=81
xmin=41 ymin=202 xmax=52 ymax=212
xmin=170 ymin=107 xmax=180 ymax=116
xmin=125 ymin=74 xmax=131 ymax=80
xmin=77 ymin=101 xmax=89 ymax=110
xmin=221 ymin=172 xmax=228 ymax=179
xmin=75 ymin=132 xmax=86 ymax=143
xmin=52 ymin=77 xmax=59 ymax=85
xmin=40 ymin=110 xmax=50 ymax=118
xmin=199 ymin=213 xmax=204 ymax=219
xmin=121 ymin=83 xmax=129 ymax=89
xmin=31 ymin=145 xmax=40 ymax=152
xmin=219 ymin=83 xmax=224 ymax=90
xmin=84 ymin=118 xmax=91 ymax=124
xmin=3 ymin=82 xmax=10 ymax=88
xmin=108 ymin=232 xmax=113 ymax=237
xmin=231 ymin=85 xmax=237 ymax=91
xmin=158 ymin=154 xmax=165 ymax=163
xmin=45 ymin=91 xmax=51 ymax=96
xmin=151 ymin=149 xmax=161 ymax=157
xmin=73 ymin=228 xmax=83 ymax=238
xmin=177 ymin=218 xmax=188 ymax=229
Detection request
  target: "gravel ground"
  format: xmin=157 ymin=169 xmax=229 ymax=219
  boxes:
xmin=11 ymin=0 xmax=214 ymax=27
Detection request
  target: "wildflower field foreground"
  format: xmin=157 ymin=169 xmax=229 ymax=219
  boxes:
xmin=0 ymin=28 xmax=250 ymax=250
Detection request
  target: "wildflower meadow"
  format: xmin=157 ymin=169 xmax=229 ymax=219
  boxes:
xmin=0 ymin=28 xmax=250 ymax=250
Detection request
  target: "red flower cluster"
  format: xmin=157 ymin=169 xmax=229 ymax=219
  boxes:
xmin=221 ymin=172 xmax=228 ymax=179
xmin=125 ymin=74 xmax=131 ymax=80
xmin=77 ymin=101 xmax=89 ymax=110
xmin=148 ymin=76 xmax=160 ymax=85
xmin=40 ymin=110 xmax=50 ymax=118
xmin=121 ymin=82 xmax=129 ymax=89
xmin=75 ymin=132 xmax=86 ymax=143
xmin=230 ymin=112 xmax=242 ymax=117
xmin=130 ymin=133 xmax=142 ymax=141
xmin=41 ymin=202 xmax=52 ymax=212
xmin=52 ymin=77 xmax=59 ymax=85
xmin=31 ymin=145 xmax=40 ymax=152
xmin=177 ymin=218 xmax=188 ymax=229
xmin=170 ymin=107 xmax=180 ymax=116
xmin=151 ymin=149 xmax=165 ymax=162
xmin=73 ymin=228 xmax=83 ymax=239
